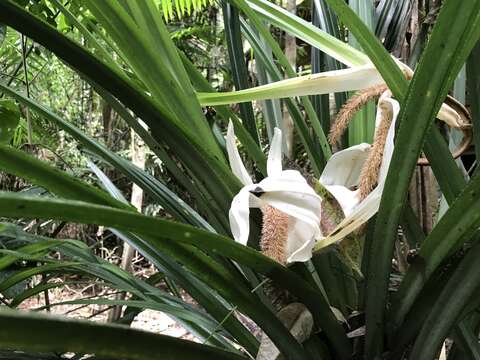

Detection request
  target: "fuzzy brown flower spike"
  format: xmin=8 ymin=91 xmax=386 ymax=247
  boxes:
xmin=328 ymin=84 xmax=388 ymax=146
xmin=260 ymin=205 xmax=290 ymax=265
xmin=358 ymin=95 xmax=393 ymax=199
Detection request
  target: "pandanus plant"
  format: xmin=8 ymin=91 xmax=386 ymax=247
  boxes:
xmin=0 ymin=0 xmax=479 ymax=359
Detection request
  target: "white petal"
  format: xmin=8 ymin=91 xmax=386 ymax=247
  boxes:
xmin=278 ymin=65 xmax=383 ymax=98
xmin=323 ymin=185 xmax=361 ymax=217
xmin=320 ymin=143 xmax=371 ymax=189
xmin=256 ymin=170 xmax=322 ymax=229
xmin=229 ymin=188 xmax=251 ymax=246
xmin=377 ymin=97 xmax=400 ymax=184
xmin=226 ymin=121 xmax=253 ymax=186
xmin=320 ymin=143 xmax=370 ymax=216
xmin=256 ymin=170 xmax=317 ymax=195
xmin=267 ymin=127 xmax=283 ymax=177
xmin=228 ymin=186 xmax=262 ymax=246
xmin=258 ymin=172 xmax=322 ymax=263
xmin=315 ymin=186 xmax=381 ymax=249
xmin=286 ymin=218 xmax=319 ymax=263
xmin=315 ymin=96 xmax=400 ymax=250
xmin=394 ymin=58 xmax=414 ymax=77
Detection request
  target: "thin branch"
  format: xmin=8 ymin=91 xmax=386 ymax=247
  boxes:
xmin=21 ymin=34 xmax=33 ymax=144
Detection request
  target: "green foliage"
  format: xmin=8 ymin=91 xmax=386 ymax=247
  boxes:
xmin=0 ymin=0 xmax=478 ymax=359
xmin=155 ymin=0 xmax=215 ymax=22
xmin=0 ymin=100 xmax=20 ymax=143
xmin=0 ymin=25 xmax=5 ymax=48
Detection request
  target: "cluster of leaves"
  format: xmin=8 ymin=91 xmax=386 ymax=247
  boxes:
xmin=0 ymin=0 xmax=478 ymax=360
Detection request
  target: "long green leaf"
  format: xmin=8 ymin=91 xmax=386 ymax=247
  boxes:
xmin=0 ymin=144 xmax=128 ymax=209
xmin=0 ymin=263 xmax=79 ymax=293
xmin=39 ymin=298 xmax=220 ymax=331
xmin=389 ymin=170 xmax=480 ymax=335
xmin=323 ymin=0 xmax=407 ymax=98
xmin=10 ymin=282 xmax=64 ymax=308
xmin=245 ymin=0 xmax=368 ymax=67
xmin=0 ymin=240 xmax=67 ymax=271
xmin=0 ymin=193 xmax=350 ymax=359
xmin=347 ymin=0 xmax=376 ymax=146
xmin=0 ymin=1 xmax=240 ymax=222
xmin=222 ymin=3 xmax=260 ymax=146
xmin=82 ymin=0 xmax=222 ymax=157
xmin=365 ymin=1 xmax=480 ymax=355
xmin=0 ymin=223 xmax=253 ymax=350
xmin=87 ymin=163 xmax=259 ymax=353
xmin=0 ymin=82 xmax=217 ymax=230
xmin=0 ymin=309 xmax=246 ymax=360
xmin=408 ymin=241 xmax=480 ymax=360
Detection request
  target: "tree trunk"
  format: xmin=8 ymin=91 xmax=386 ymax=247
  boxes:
xmin=108 ymin=129 xmax=146 ymax=321
xmin=102 ymin=100 xmax=113 ymax=148
xmin=122 ymin=129 xmax=146 ymax=272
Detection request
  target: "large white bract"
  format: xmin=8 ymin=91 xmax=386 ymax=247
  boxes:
xmin=226 ymin=121 xmax=322 ymax=263
xmin=226 ymin=92 xmax=403 ymax=262
xmin=315 ymin=92 xmax=400 ymax=250
xmin=227 ymin=82 xmax=464 ymax=261
xmin=226 ymin=92 xmax=400 ymax=262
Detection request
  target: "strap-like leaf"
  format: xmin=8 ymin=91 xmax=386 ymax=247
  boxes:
xmin=365 ymin=2 xmax=480 ymax=355
xmin=408 ymin=241 xmax=480 ymax=360
xmin=0 ymin=193 xmax=350 ymax=359
xmin=0 ymin=309 xmax=246 ymax=360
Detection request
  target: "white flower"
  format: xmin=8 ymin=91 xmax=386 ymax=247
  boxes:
xmin=315 ymin=92 xmax=400 ymax=250
xmin=215 ymin=59 xmax=466 ymax=255
xmin=226 ymin=121 xmax=322 ymax=263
